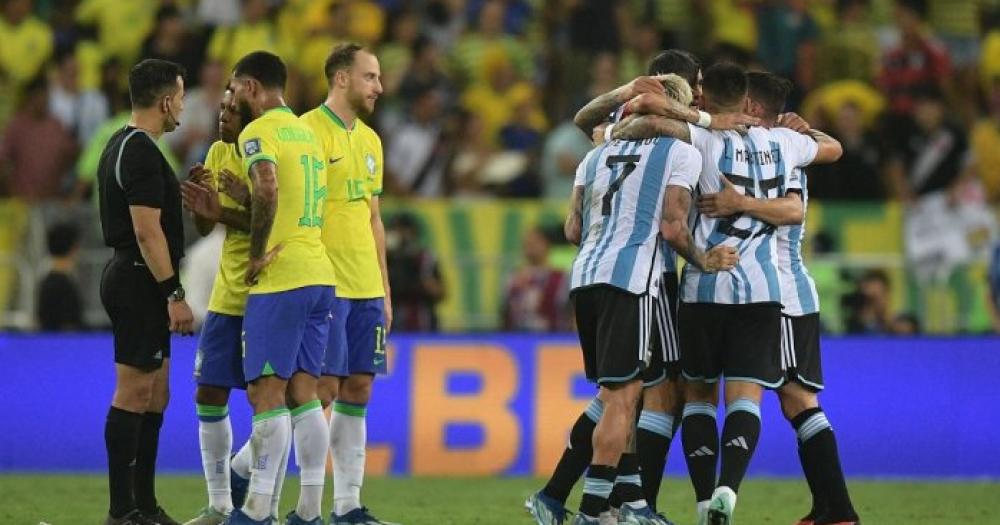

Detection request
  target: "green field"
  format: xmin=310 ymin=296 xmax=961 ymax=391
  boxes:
xmin=1 ymin=474 xmax=993 ymax=525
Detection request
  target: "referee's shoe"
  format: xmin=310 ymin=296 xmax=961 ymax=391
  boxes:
xmin=144 ymin=506 xmax=182 ymax=525
xmin=104 ymin=509 xmax=154 ymax=525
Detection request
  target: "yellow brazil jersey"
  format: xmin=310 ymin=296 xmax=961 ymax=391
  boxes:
xmin=0 ymin=15 xmax=53 ymax=86
xmin=300 ymin=104 xmax=385 ymax=299
xmin=75 ymin=0 xmax=156 ymax=62
xmin=203 ymin=141 xmax=252 ymax=316
xmin=238 ymin=107 xmax=336 ymax=295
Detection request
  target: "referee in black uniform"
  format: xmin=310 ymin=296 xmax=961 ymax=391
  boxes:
xmin=98 ymin=58 xmax=191 ymax=525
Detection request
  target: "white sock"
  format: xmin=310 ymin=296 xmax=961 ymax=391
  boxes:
xmin=270 ymin=429 xmax=290 ymax=520
xmin=330 ymin=401 xmax=367 ymax=516
xmin=231 ymin=439 xmax=252 ymax=479
xmin=697 ymin=499 xmax=711 ymax=516
xmin=197 ymin=405 xmax=233 ymax=513
xmin=292 ymin=400 xmax=329 ymax=520
xmin=243 ymin=408 xmax=291 ymax=522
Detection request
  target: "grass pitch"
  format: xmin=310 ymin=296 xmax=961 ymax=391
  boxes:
xmin=1 ymin=474 xmax=993 ymax=525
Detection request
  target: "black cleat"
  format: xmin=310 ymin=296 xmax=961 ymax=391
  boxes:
xmin=104 ymin=509 xmax=156 ymax=525
xmin=143 ymin=506 xmax=182 ymax=525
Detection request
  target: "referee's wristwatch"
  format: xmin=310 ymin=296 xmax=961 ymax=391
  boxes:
xmin=167 ymin=286 xmax=186 ymax=303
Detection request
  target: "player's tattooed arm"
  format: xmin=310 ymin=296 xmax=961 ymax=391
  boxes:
xmin=661 ymin=186 xmax=738 ymax=272
xmin=218 ymin=208 xmax=251 ymax=232
xmin=574 ymin=75 xmax=667 ymax=137
xmin=246 ymin=160 xmax=281 ymax=285
xmin=613 ymin=114 xmax=692 ymax=143
xmin=808 ymin=129 xmax=843 ymax=164
xmin=564 ymin=186 xmax=584 ymax=245
xmin=628 ymin=93 xmax=759 ymax=131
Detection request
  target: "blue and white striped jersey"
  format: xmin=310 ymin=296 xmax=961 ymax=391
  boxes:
xmin=776 ymin=168 xmax=820 ymax=316
xmin=570 ymin=137 xmax=702 ymax=296
xmin=610 ymin=104 xmax=681 ymax=275
xmin=678 ymin=126 xmax=818 ymax=305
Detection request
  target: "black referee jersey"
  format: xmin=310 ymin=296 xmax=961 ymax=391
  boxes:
xmin=97 ymin=126 xmax=184 ymax=262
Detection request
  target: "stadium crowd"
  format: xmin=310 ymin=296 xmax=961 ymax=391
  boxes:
xmin=1 ymin=0 xmax=1000 ymax=332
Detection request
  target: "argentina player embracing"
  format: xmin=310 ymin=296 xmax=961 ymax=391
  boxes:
xmin=563 ymin=73 xmax=738 ymax=525
xmin=611 ymin=63 xmax=843 ymax=525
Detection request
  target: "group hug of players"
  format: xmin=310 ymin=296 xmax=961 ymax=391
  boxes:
xmin=525 ymin=51 xmax=863 ymax=525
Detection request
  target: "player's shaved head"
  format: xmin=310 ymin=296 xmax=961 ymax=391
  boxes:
xmin=748 ymin=71 xmax=793 ymax=119
xmin=647 ymin=49 xmax=700 ymax=88
xmin=702 ymin=62 xmax=748 ymax=110
xmin=233 ymin=51 xmax=286 ymax=90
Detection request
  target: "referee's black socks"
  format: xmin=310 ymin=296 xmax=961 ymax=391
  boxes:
xmin=134 ymin=411 xmax=165 ymax=513
xmin=792 ymin=407 xmax=858 ymax=521
xmin=105 ymin=406 xmax=142 ymax=518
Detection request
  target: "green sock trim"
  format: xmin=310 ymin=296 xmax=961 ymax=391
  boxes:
xmin=290 ymin=399 xmax=323 ymax=418
xmin=252 ymin=407 xmax=290 ymax=423
xmin=196 ymin=404 xmax=229 ymax=417
xmin=333 ymin=401 xmax=367 ymax=417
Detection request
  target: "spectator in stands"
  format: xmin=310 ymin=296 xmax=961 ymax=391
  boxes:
xmin=461 ymin=49 xmax=546 ymax=147
xmin=885 ymin=84 xmax=967 ymax=202
xmin=386 ymin=87 xmax=451 ymax=197
xmin=296 ymin=0 xmax=351 ymax=103
xmin=423 ymin=0 xmax=468 ymax=50
xmin=619 ymin=23 xmax=662 ymax=82
xmin=448 ymin=111 xmax=496 ymax=197
xmin=878 ymin=0 xmax=951 ymax=119
xmin=815 ymin=0 xmax=880 ymax=84
xmin=453 ymin=0 xmax=533 ymax=85
xmin=207 ymin=0 xmax=286 ymax=73
xmin=989 ymin=239 xmax=1000 ymax=333
xmin=379 ymin=8 xmax=421 ymax=99
xmin=36 ymin=223 xmax=84 ymax=331
xmin=842 ymin=269 xmax=895 ymax=334
xmin=397 ymin=35 xmax=455 ymax=107
xmin=0 ymin=74 xmax=78 ymax=202
xmin=808 ymin=100 xmax=887 ymax=200
xmin=0 ymin=0 xmax=53 ymax=89
xmin=540 ymin=114 xmax=593 ymax=200
xmin=74 ymin=0 xmax=157 ymax=64
xmin=501 ymin=226 xmax=568 ymax=332
xmin=387 ymin=213 xmax=444 ymax=332
xmin=140 ymin=5 xmax=201 ymax=83
xmin=928 ymin=0 xmax=983 ymax=122
xmin=48 ymin=46 xmax=110 ymax=146
xmin=971 ymin=77 xmax=1000 ymax=204
xmin=757 ymin=0 xmax=820 ymax=107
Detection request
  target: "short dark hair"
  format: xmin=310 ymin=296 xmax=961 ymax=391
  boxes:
xmin=325 ymin=43 xmax=365 ymax=82
xmin=702 ymin=61 xmax=748 ymax=108
xmin=233 ymin=51 xmax=287 ymax=90
xmin=747 ymin=71 xmax=793 ymax=117
xmin=647 ymin=49 xmax=701 ymax=87
xmin=128 ymin=58 xmax=184 ymax=108
xmin=46 ymin=223 xmax=80 ymax=257
xmin=861 ymin=268 xmax=890 ymax=287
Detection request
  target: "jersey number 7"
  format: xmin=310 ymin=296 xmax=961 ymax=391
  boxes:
xmin=603 ymin=154 xmax=641 ymax=216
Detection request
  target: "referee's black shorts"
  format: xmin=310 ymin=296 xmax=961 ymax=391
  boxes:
xmin=100 ymin=250 xmax=170 ymax=371
xmin=572 ymin=284 xmax=654 ymax=386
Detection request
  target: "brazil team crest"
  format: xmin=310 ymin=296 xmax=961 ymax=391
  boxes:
xmin=365 ymin=152 xmax=377 ymax=176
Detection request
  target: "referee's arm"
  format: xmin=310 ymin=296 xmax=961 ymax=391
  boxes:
xmin=130 ymin=206 xmax=176 ymax=282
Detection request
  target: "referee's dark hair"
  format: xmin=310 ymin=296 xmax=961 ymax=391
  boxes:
xmin=233 ymin=51 xmax=287 ymax=90
xmin=747 ymin=71 xmax=793 ymax=119
xmin=648 ymin=49 xmax=701 ymax=88
xmin=128 ymin=58 xmax=185 ymax=108
xmin=702 ymin=61 xmax=748 ymax=108
xmin=325 ymin=43 xmax=365 ymax=83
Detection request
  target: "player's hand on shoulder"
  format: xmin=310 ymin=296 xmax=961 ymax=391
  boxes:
xmin=704 ymin=245 xmax=739 ymax=273
xmin=776 ymin=112 xmax=811 ymax=133
xmin=709 ymin=112 xmax=759 ymax=134
xmin=167 ymin=299 xmax=194 ymax=335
